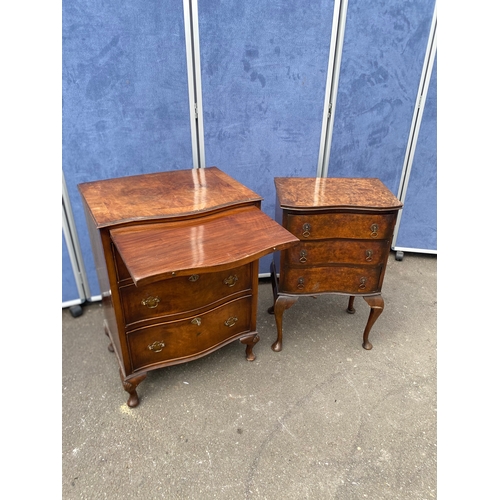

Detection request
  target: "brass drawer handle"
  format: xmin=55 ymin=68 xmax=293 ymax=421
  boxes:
xmin=148 ymin=340 xmax=165 ymax=353
xmin=141 ymin=296 xmax=160 ymax=309
xmin=365 ymin=249 xmax=373 ymax=262
xmin=358 ymin=277 xmax=367 ymax=290
xmin=223 ymin=275 xmax=238 ymax=287
xmin=370 ymin=223 xmax=379 ymax=238
xmin=188 ymin=274 xmax=199 ymax=282
xmin=191 ymin=317 xmax=202 ymax=326
xmin=297 ymin=277 xmax=305 ymax=290
xmin=224 ymin=317 xmax=238 ymax=327
xmin=299 ymin=249 xmax=307 ymax=263
xmin=302 ymin=223 xmax=311 ymax=238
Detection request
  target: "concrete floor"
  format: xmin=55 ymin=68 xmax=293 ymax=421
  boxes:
xmin=62 ymin=252 xmax=437 ymax=500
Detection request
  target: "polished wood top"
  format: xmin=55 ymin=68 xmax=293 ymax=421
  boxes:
xmin=274 ymin=177 xmax=403 ymax=211
xmin=78 ymin=167 xmax=262 ymax=227
xmin=110 ymin=206 xmax=299 ymax=285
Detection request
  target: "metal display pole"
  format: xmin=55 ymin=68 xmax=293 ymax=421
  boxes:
xmin=316 ymin=0 xmax=349 ymax=178
xmin=183 ymin=0 xmax=206 ymax=169
xmin=62 ymin=171 xmax=93 ymax=315
xmin=392 ymin=3 xmax=437 ymax=259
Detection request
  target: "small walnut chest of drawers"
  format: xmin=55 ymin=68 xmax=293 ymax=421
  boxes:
xmin=78 ymin=167 xmax=298 ymax=407
xmin=269 ymin=177 xmax=403 ymax=351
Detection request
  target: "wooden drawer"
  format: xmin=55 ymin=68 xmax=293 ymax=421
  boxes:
xmin=286 ymin=213 xmax=396 ymax=240
xmin=283 ymin=239 xmax=389 ymax=267
xmin=127 ymin=296 xmax=253 ymax=370
xmin=279 ymin=266 xmax=382 ymax=295
xmin=119 ymin=264 xmax=252 ymax=326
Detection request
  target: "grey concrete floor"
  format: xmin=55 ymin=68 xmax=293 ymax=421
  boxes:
xmin=62 ymin=252 xmax=437 ymax=500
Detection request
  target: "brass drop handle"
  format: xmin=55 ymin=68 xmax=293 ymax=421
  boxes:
xmin=224 ymin=317 xmax=238 ymax=327
xmin=223 ymin=275 xmax=238 ymax=287
xmin=299 ymin=249 xmax=307 ymax=263
xmin=297 ymin=277 xmax=305 ymax=290
xmin=358 ymin=277 xmax=367 ymax=290
xmin=188 ymin=274 xmax=199 ymax=282
xmin=365 ymin=249 xmax=373 ymax=262
xmin=370 ymin=223 xmax=379 ymax=238
xmin=191 ymin=317 xmax=202 ymax=326
xmin=302 ymin=223 xmax=311 ymax=238
xmin=148 ymin=340 xmax=165 ymax=352
xmin=141 ymin=296 xmax=160 ymax=308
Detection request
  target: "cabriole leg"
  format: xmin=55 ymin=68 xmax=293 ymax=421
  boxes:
xmin=361 ymin=295 xmax=385 ymax=350
xmin=271 ymin=295 xmax=299 ymax=352
xmin=240 ymin=334 xmax=260 ymax=361
xmin=267 ymin=261 xmax=279 ymax=314
xmin=121 ymin=371 xmax=147 ymax=408
xmin=347 ymin=295 xmax=356 ymax=314
xmin=104 ymin=323 xmax=114 ymax=352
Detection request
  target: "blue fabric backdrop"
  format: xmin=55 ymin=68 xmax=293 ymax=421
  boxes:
xmin=395 ymin=56 xmax=437 ymax=252
xmin=198 ymin=0 xmax=336 ymax=273
xmin=62 ymin=1 xmax=193 ymax=299
xmin=327 ymin=0 xmax=435 ymax=196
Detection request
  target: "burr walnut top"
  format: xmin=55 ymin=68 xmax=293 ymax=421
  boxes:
xmin=274 ymin=177 xmax=402 ymax=211
xmin=78 ymin=167 xmax=262 ymax=227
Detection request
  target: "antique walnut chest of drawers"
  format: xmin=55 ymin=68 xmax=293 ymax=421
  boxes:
xmin=78 ymin=167 xmax=298 ymax=407
xmin=269 ymin=177 xmax=403 ymax=352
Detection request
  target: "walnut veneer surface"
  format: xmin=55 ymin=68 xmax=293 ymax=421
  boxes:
xmin=78 ymin=167 xmax=298 ymax=407
xmin=269 ymin=177 xmax=402 ymax=352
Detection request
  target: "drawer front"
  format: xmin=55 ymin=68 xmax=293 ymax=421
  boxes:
xmin=284 ymin=239 xmax=389 ymax=267
xmin=127 ymin=296 xmax=253 ymax=370
xmin=286 ymin=213 xmax=396 ymax=240
xmin=120 ymin=264 xmax=252 ymax=326
xmin=279 ymin=266 xmax=382 ymax=294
